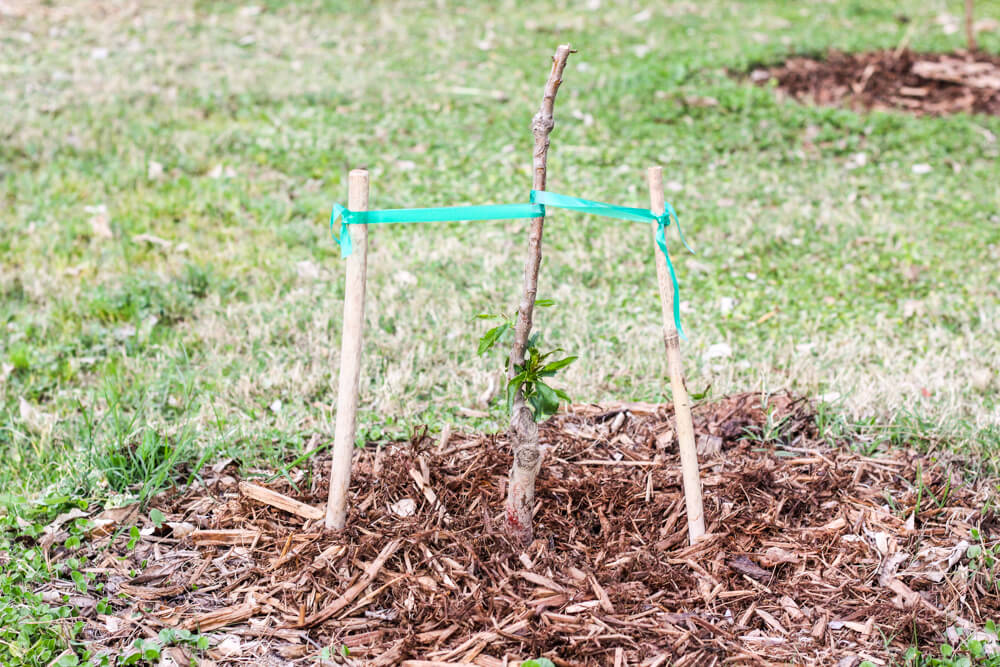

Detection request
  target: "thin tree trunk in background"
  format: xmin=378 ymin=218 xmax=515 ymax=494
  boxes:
xmin=504 ymin=44 xmax=573 ymax=546
xmin=965 ymin=0 xmax=977 ymax=51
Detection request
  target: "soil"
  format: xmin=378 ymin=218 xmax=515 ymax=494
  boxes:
xmin=38 ymin=393 xmax=999 ymax=666
xmin=753 ymin=50 xmax=1000 ymax=116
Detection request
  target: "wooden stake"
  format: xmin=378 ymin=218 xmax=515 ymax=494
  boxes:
xmin=325 ymin=169 xmax=369 ymax=530
xmin=647 ymin=166 xmax=706 ymax=544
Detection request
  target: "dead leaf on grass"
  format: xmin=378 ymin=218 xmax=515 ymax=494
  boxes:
xmin=19 ymin=397 xmax=55 ymax=435
xmin=86 ymin=205 xmax=112 ymax=239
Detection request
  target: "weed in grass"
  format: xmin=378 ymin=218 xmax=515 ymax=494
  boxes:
xmin=899 ymin=623 xmax=1000 ymax=665
xmin=116 ymin=628 xmax=209 ymax=666
xmin=967 ymin=527 xmax=1000 ymax=595
xmin=742 ymin=395 xmax=797 ymax=447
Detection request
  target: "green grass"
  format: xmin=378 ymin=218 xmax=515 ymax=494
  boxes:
xmin=1 ymin=0 xmax=1000 ymax=662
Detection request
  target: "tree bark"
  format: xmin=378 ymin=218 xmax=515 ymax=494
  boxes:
xmin=965 ymin=0 xmax=977 ymax=52
xmin=504 ymin=44 xmax=573 ymax=545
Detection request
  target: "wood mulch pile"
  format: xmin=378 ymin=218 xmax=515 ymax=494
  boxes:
xmin=38 ymin=393 xmax=999 ymax=665
xmin=753 ymin=50 xmax=1000 ymax=115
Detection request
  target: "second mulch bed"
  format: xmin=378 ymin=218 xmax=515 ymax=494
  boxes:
xmin=40 ymin=393 xmax=999 ymax=665
xmin=753 ymin=49 xmax=1000 ymax=116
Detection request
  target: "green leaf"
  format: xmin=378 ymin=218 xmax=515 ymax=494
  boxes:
xmin=940 ymin=643 xmax=953 ymax=657
xmin=127 ymin=525 xmax=140 ymax=550
xmin=527 ymin=392 xmax=542 ymax=417
xmin=539 ymin=356 xmax=576 ymax=375
xmin=534 ymin=382 xmax=560 ymax=419
xmin=71 ymin=570 xmax=87 ymax=594
xmin=477 ymin=322 xmax=509 ymax=355
xmin=536 ymin=347 xmax=562 ymax=364
xmin=535 ymin=299 xmax=555 ymax=307
xmin=149 ymin=508 xmax=165 ymax=528
xmin=690 ymin=384 xmax=712 ymax=401
xmin=55 ymin=653 xmax=79 ymax=667
xmin=141 ymin=640 xmax=161 ymax=661
xmin=506 ymin=377 xmax=525 ymax=412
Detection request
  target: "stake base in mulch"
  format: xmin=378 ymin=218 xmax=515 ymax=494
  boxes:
xmin=751 ymin=49 xmax=1000 ymax=116
xmin=37 ymin=393 xmax=999 ymax=665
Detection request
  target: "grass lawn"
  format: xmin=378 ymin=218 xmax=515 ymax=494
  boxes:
xmin=1 ymin=0 xmax=999 ymax=663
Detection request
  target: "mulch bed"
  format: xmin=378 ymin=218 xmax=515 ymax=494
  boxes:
xmin=38 ymin=393 xmax=999 ymax=665
xmin=752 ymin=50 xmax=1000 ymax=115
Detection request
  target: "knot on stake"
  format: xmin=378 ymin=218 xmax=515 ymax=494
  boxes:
xmin=329 ymin=203 xmax=355 ymax=258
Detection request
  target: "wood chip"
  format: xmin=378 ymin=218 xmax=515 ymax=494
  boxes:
xmin=517 ymin=570 xmax=566 ymax=593
xmin=589 ymin=575 xmax=615 ymax=614
xmin=190 ymin=529 xmax=261 ymax=546
xmin=727 ymin=556 xmax=773 ymax=583
xmin=239 ymin=482 xmax=324 ymax=520
xmin=301 ymin=539 xmax=402 ymax=627
xmin=755 ymin=608 xmax=788 ymax=634
xmin=183 ymin=598 xmax=260 ymax=632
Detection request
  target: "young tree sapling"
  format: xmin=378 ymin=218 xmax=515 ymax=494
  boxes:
xmin=503 ymin=44 xmax=573 ymax=545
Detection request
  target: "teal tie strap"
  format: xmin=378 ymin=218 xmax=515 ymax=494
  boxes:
xmin=330 ymin=202 xmax=542 ymax=258
xmin=329 ymin=191 xmax=693 ymax=336
xmin=329 ymin=203 xmax=353 ymax=257
xmin=529 ymin=190 xmax=692 ymax=339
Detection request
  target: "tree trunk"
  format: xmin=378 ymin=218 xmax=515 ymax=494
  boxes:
xmin=965 ymin=0 xmax=977 ymax=52
xmin=504 ymin=44 xmax=573 ymax=546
